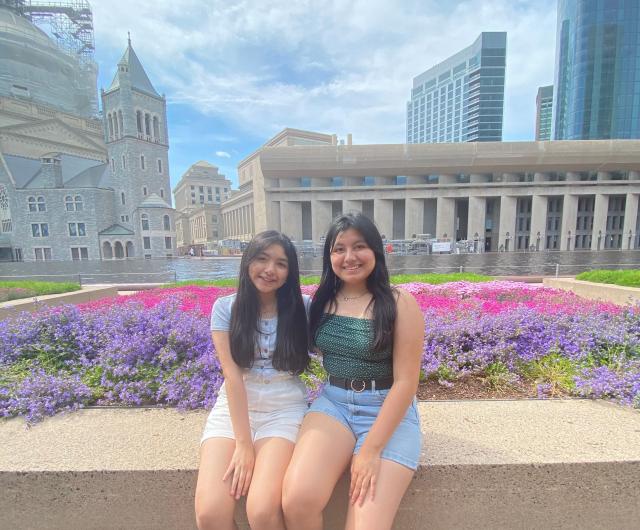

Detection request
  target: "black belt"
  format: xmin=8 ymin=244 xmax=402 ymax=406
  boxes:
xmin=328 ymin=375 xmax=394 ymax=392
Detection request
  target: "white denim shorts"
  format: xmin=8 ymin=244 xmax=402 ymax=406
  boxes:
xmin=201 ymin=368 xmax=309 ymax=445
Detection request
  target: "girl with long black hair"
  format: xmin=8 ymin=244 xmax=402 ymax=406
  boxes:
xmin=195 ymin=230 xmax=310 ymax=530
xmin=282 ymin=213 xmax=424 ymax=530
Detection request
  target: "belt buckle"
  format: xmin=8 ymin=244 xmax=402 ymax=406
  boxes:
xmin=350 ymin=379 xmax=366 ymax=393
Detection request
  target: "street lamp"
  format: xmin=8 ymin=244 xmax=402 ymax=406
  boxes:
xmin=567 ymin=230 xmax=572 ymax=251
xmin=536 ymin=231 xmax=541 ymax=251
xmin=473 ymin=232 xmax=479 ymax=253
xmin=505 ymin=231 xmax=511 ymax=252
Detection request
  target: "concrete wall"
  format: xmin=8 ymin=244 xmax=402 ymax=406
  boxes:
xmin=0 ymin=286 xmax=117 ymax=319
xmin=1 ymin=401 xmax=639 ymax=529
xmin=543 ymin=277 xmax=640 ymax=305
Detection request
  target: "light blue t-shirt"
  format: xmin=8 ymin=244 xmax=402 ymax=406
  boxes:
xmin=211 ymin=293 xmax=311 ymax=367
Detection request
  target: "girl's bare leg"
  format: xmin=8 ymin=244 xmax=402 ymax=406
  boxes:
xmin=282 ymin=413 xmax=356 ymax=530
xmin=245 ymin=437 xmax=295 ymax=530
xmin=344 ymin=459 xmax=414 ymax=530
xmin=195 ymin=437 xmax=238 ymax=530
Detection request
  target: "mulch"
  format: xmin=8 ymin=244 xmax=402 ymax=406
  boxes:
xmin=417 ymin=375 xmax=569 ymax=401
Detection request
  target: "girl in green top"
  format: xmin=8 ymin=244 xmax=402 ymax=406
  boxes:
xmin=282 ymin=213 xmax=425 ymax=530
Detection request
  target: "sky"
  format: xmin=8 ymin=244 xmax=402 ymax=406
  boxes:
xmin=89 ymin=0 xmax=558 ymax=191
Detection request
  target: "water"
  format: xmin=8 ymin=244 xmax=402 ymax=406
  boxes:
xmin=0 ymin=250 xmax=638 ymax=284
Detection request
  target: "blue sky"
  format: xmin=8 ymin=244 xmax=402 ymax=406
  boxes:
xmin=90 ymin=0 xmax=557 ymax=193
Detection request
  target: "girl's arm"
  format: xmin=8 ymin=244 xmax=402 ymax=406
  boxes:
xmin=349 ymin=288 xmax=424 ymax=505
xmin=211 ymin=330 xmax=254 ymax=500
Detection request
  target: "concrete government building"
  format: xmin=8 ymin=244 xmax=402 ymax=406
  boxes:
xmin=0 ymin=3 xmax=176 ymax=261
xmin=221 ymin=129 xmax=640 ymax=252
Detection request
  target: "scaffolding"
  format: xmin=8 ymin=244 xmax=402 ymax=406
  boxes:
xmin=4 ymin=0 xmax=95 ymax=65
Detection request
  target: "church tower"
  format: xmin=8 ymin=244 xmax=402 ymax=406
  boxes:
xmin=101 ymin=36 xmax=175 ymax=257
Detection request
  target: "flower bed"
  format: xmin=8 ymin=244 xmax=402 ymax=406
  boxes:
xmin=1 ymin=282 xmax=638 ymax=423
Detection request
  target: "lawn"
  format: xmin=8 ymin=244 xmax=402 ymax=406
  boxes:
xmin=1 ymin=279 xmax=638 ymax=423
xmin=0 ymin=281 xmax=81 ymax=303
xmin=576 ymin=269 xmax=640 ymax=288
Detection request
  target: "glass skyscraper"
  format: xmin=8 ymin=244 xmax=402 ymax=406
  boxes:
xmin=406 ymin=32 xmax=506 ymax=144
xmin=554 ymin=0 xmax=640 ymax=139
xmin=535 ymin=85 xmax=554 ymax=140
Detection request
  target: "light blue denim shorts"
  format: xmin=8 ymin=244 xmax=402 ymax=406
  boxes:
xmin=307 ymin=383 xmax=422 ymax=470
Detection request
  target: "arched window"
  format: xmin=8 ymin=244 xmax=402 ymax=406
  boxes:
xmin=108 ymin=114 xmax=114 ymax=138
xmin=142 ymin=186 xmax=148 ymax=196
xmin=37 ymin=196 xmax=46 ymax=211
xmin=145 ymin=113 xmax=151 ymax=136
xmin=140 ymin=155 xmax=145 ymax=170
xmin=118 ymin=110 xmax=124 ymax=137
xmin=159 ymin=188 xmax=164 ymax=198
xmin=136 ymin=111 xmax=143 ymax=134
xmin=122 ymin=155 xmax=126 ymax=169
xmin=163 ymin=214 xmax=170 ymax=231
xmin=65 ymin=195 xmax=74 ymax=211
xmin=113 ymin=111 xmax=119 ymax=137
xmin=121 ymin=192 xmax=126 ymax=205
xmin=74 ymin=195 xmax=83 ymax=211
xmin=153 ymin=116 xmax=160 ymax=140
xmin=157 ymin=159 xmax=162 ymax=173
xmin=28 ymin=196 xmax=37 ymax=212
xmin=141 ymin=213 xmax=149 ymax=231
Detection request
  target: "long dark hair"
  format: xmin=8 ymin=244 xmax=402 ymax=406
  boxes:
xmin=309 ymin=213 xmax=396 ymax=353
xmin=229 ymin=230 xmax=309 ymax=373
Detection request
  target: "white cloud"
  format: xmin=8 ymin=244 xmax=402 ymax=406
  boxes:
xmin=216 ymin=151 xmax=231 ymax=158
xmin=92 ymin=0 xmax=557 ymax=144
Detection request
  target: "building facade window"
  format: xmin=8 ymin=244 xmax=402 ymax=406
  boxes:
xmin=141 ymin=214 xmax=149 ymax=231
xmin=121 ymin=192 xmax=126 ymax=205
xmin=34 ymin=247 xmax=52 ymax=261
xmin=163 ymin=215 xmax=170 ymax=231
xmin=143 ymin=186 xmax=148 ymax=196
xmin=74 ymin=195 xmax=83 ymax=211
xmin=140 ymin=155 xmax=145 ymax=170
xmin=71 ymin=247 xmax=89 ymax=260
xmin=160 ymin=188 xmax=164 ymax=198
xmin=157 ymin=159 xmax=163 ymax=173
xmin=153 ymin=116 xmax=160 ymax=140
xmin=118 ymin=110 xmax=124 ymax=138
xmin=136 ymin=110 xmax=143 ymax=134
xmin=165 ymin=236 xmax=172 ymax=249
xmin=143 ymin=236 xmax=151 ymax=249
xmin=28 ymin=197 xmax=36 ymax=212
xmin=31 ymin=223 xmax=48 ymax=237
xmin=122 ymin=155 xmax=126 ymax=169
xmin=68 ymin=222 xmax=86 ymax=236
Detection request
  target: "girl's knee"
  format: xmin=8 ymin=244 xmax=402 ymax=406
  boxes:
xmin=282 ymin=481 xmax=324 ymax=519
xmin=246 ymin=499 xmax=282 ymax=529
xmin=195 ymin=497 xmax=234 ymax=530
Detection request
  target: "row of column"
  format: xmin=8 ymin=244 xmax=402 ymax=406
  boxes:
xmin=222 ymin=205 xmax=254 ymax=239
xmin=277 ymin=192 xmax=639 ymax=249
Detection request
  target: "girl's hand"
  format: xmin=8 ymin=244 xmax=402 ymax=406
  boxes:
xmin=349 ymin=447 xmax=381 ymax=506
xmin=222 ymin=441 xmax=255 ymax=499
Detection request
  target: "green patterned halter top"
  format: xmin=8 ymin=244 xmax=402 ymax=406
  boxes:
xmin=315 ymin=313 xmax=393 ymax=379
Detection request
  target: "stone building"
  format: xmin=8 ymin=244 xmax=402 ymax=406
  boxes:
xmin=0 ymin=3 xmax=175 ymax=261
xmin=173 ymin=161 xmax=231 ymax=255
xmin=221 ymin=129 xmax=640 ymax=252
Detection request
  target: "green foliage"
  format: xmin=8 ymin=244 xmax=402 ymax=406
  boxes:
xmin=433 ymin=363 xmax=455 ymax=382
xmin=520 ymin=353 xmax=578 ymax=395
xmin=0 ymin=281 xmax=80 ymax=301
xmin=81 ymin=365 xmax=105 ymax=399
xmin=483 ymin=361 xmax=518 ymax=391
xmin=576 ymin=269 xmax=640 ymax=288
xmin=390 ymin=272 xmax=492 ymax=284
xmin=163 ymin=272 xmax=492 ymax=289
xmin=301 ymin=356 xmax=327 ymax=384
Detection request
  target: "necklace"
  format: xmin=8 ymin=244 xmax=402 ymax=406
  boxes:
xmin=341 ymin=291 xmax=369 ymax=301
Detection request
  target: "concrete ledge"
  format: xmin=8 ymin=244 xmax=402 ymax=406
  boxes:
xmin=1 ymin=400 xmax=639 ymax=529
xmin=0 ymin=286 xmax=118 ymax=319
xmin=543 ymin=277 xmax=640 ymax=305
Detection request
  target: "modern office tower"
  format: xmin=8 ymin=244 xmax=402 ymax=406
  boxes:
xmin=406 ymin=32 xmax=506 ymax=144
xmin=535 ymin=85 xmax=553 ymax=140
xmin=554 ymin=0 xmax=640 ymax=140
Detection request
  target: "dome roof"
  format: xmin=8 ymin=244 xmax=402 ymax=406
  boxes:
xmin=0 ymin=7 xmax=56 ymax=49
